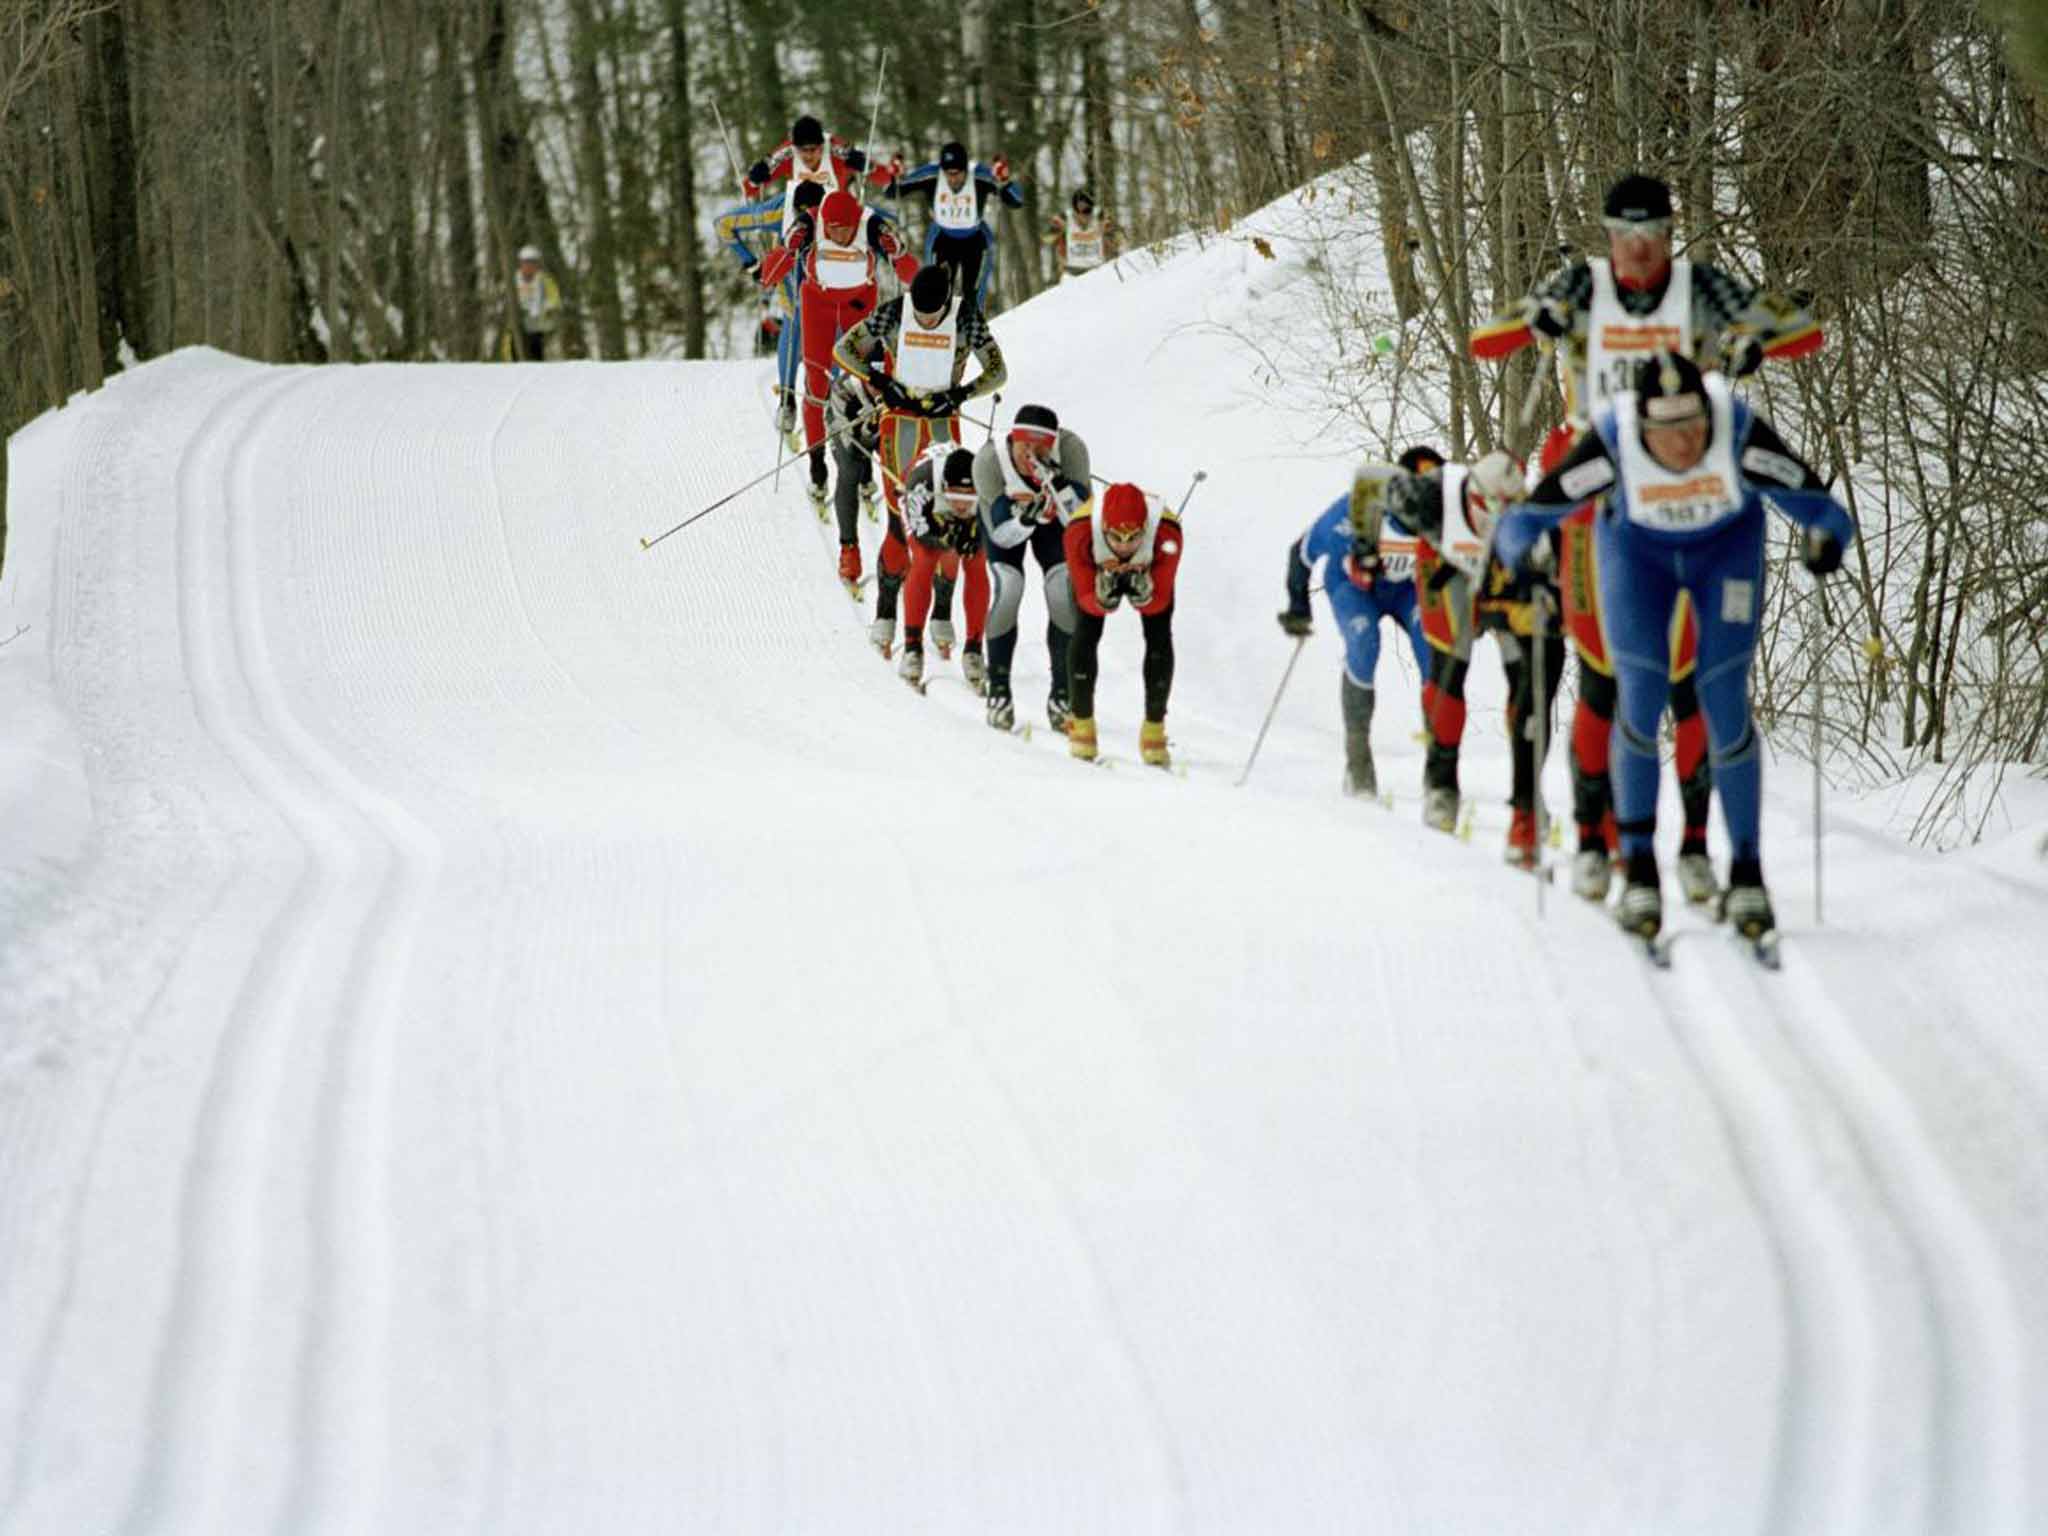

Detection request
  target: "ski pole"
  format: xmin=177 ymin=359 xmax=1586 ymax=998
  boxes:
xmin=1530 ymin=596 xmax=1552 ymax=918
xmin=1517 ymin=338 xmax=1555 ymax=433
xmin=982 ymin=392 xmax=1001 ymax=446
xmin=641 ymin=403 xmax=881 ymax=550
xmin=1236 ymin=635 xmax=1307 ymax=787
xmin=1812 ymin=580 xmax=1826 ymax=926
xmin=710 ymin=101 xmax=747 ymax=195
xmin=863 ymin=49 xmax=889 ymax=168
xmin=1175 ymin=468 xmax=1209 ymax=516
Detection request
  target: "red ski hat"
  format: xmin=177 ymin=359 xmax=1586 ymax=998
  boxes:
xmin=819 ymin=189 xmax=861 ymax=232
xmin=1101 ymin=483 xmax=1148 ymax=534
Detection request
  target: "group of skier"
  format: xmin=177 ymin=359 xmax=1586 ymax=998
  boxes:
xmin=1278 ymin=172 xmax=1853 ymax=956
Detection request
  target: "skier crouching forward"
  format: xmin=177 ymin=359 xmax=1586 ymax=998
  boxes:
xmin=1064 ymin=483 xmax=1183 ymax=766
xmin=973 ymin=404 xmax=1090 ymax=732
xmin=897 ymin=445 xmax=991 ymax=692
xmin=1493 ymin=351 xmax=1854 ymax=942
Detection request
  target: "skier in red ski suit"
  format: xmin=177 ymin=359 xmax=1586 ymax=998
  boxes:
xmin=1063 ymin=482 xmax=1184 ymax=767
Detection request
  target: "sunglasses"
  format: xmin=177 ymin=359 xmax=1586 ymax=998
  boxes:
xmin=1603 ymin=217 xmax=1673 ymax=238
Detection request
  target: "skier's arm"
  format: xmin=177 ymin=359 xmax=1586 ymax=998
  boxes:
xmin=1471 ymin=261 xmax=1587 ymax=360
xmin=979 ymin=167 xmax=1025 ymax=210
xmin=1136 ymin=515 xmax=1182 ymax=616
xmin=889 ymin=162 xmax=940 ymax=201
xmin=713 ymin=196 xmax=782 ymax=270
xmin=976 ymin=447 xmax=1044 ymax=551
xmin=1695 ymin=263 xmax=1824 ymax=373
xmin=1064 ymin=517 xmax=1109 ymax=616
xmin=949 ymin=307 xmax=1008 ymax=403
xmin=833 ymin=313 xmax=883 ymax=381
xmin=869 ymin=213 xmax=919 ymax=283
xmin=1739 ymin=412 xmax=1856 ymax=556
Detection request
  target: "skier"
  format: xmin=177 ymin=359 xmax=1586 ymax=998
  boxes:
xmin=972 ymin=403 xmax=1090 ymax=733
xmin=1492 ymin=351 xmax=1854 ymax=945
xmin=1277 ymin=445 xmax=1442 ymax=797
xmin=1393 ymin=451 xmax=1564 ymax=868
xmin=758 ymin=185 xmax=920 ymax=507
xmin=824 ymin=349 xmax=885 ymax=589
xmin=513 ymin=245 xmax=561 ymax=361
xmin=715 ymin=191 xmax=803 ymax=420
xmin=833 ymin=262 xmax=1008 ymax=661
xmin=1064 ymin=482 xmax=1184 ymax=766
xmin=1044 ymin=188 xmax=1117 ymax=279
xmin=885 ymin=140 xmax=1024 ymax=311
xmin=897 ymin=445 xmax=992 ymax=693
xmin=1472 ymin=171 xmax=1824 ymax=903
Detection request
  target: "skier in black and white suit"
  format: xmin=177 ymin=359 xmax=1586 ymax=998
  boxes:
xmin=972 ymin=403 xmax=1091 ymax=731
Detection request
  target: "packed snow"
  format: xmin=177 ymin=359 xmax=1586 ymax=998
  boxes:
xmin=3 ymin=191 xmax=2047 ymax=1534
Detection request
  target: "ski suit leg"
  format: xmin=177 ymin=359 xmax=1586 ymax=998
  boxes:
xmin=1669 ymin=597 xmax=1713 ymax=845
xmin=1068 ymin=609 xmax=1107 ymax=718
xmin=1678 ymin=523 xmax=1769 ymax=864
xmin=962 ymin=550 xmax=991 ymax=644
xmin=1140 ymin=606 xmax=1175 ymax=721
xmin=903 ymin=540 xmax=942 ymax=639
xmin=798 ymin=285 xmax=833 ymax=450
xmin=1033 ymin=520 xmax=1076 ymax=700
xmin=1596 ymin=520 xmax=1688 ymax=859
xmin=1324 ymin=576 xmax=1388 ymax=690
xmin=1379 ymin=581 xmax=1427 ymax=680
xmin=1423 ymin=652 xmax=1469 ymax=794
xmin=984 ymin=543 xmax=1028 ymax=687
xmin=1573 ymin=664 xmax=1618 ymax=850
xmin=831 ymin=435 xmax=865 ymax=545
xmin=777 ymin=274 xmax=803 ymax=398
xmin=1502 ymin=623 xmax=1567 ymax=812
xmin=969 ymin=227 xmax=996 ymax=309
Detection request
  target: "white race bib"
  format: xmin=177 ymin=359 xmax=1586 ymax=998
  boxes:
xmin=1066 ymin=219 xmax=1105 ymax=269
xmin=813 ymin=226 xmax=871 ymax=290
xmin=933 ymin=178 xmax=980 ymax=233
xmin=1583 ymin=258 xmax=1693 ymax=411
xmin=1614 ymin=375 xmax=1743 ymax=535
xmin=893 ymin=297 xmax=960 ymax=391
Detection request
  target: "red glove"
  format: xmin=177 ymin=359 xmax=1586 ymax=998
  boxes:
xmin=893 ymin=253 xmax=919 ymax=284
xmin=785 ymin=221 xmax=809 ymax=251
xmin=992 ymin=155 xmax=1011 ymax=184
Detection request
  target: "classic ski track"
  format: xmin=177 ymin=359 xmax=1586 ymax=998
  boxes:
xmin=1639 ymin=934 xmax=1880 ymax=1536
xmin=119 ymin=367 xmax=436 ymax=1534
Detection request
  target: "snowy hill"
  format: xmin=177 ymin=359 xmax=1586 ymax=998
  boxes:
xmin=3 ymin=194 xmax=2048 ymax=1533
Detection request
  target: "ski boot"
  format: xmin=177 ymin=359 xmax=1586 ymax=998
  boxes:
xmin=930 ymin=618 xmax=957 ymax=661
xmin=1067 ymin=716 xmax=1099 ymax=762
xmin=1676 ymin=843 xmax=1720 ymax=906
xmin=1504 ymin=807 xmax=1539 ymax=870
xmin=985 ymin=684 xmax=1015 ymax=731
xmin=1047 ymin=690 xmax=1073 ymax=734
xmin=1344 ymin=755 xmax=1378 ymax=799
xmin=1719 ymin=858 xmax=1776 ymax=938
xmin=898 ymin=644 xmax=925 ymax=687
xmin=860 ymin=473 xmax=879 ymax=519
xmin=868 ymin=615 xmax=895 ymax=660
xmin=1572 ymin=847 xmax=1615 ymax=903
xmin=807 ymin=448 xmax=829 ymax=517
xmin=961 ymin=646 xmax=988 ymax=696
xmin=775 ymin=388 xmax=797 ymax=438
xmin=1139 ymin=720 xmax=1170 ymax=768
xmin=837 ymin=543 xmax=862 ymax=587
xmin=1423 ymin=785 xmax=1459 ymax=833
xmin=1341 ymin=677 xmax=1377 ymax=797
xmin=1614 ymin=851 xmax=1664 ymax=939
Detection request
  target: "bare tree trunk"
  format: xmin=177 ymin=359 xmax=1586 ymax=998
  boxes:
xmin=664 ymin=0 xmax=708 ymax=357
xmin=568 ymin=0 xmax=628 ymax=356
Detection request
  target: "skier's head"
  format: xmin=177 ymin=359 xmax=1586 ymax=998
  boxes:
xmin=940 ymin=140 xmax=969 ymax=190
xmin=819 ymin=189 xmax=862 ymax=245
xmin=792 ymin=180 xmax=827 ymax=218
xmin=1602 ymin=172 xmax=1674 ymax=290
xmin=791 ymin=114 xmax=826 ymax=170
xmin=1008 ymin=403 xmax=1060 ymax=477
xmin=908 ymin=263 xmax=953 ymax=324
xmin=1397 ymin=443 xmax=1444 ymax=475
xmin=1464 ymin=450 xmax=1525 ymax=535
xmin=1635 ymin=350 xmax=1711 ymax=471
xmin=939 ymin=447 xmax=979 ymax=518
xmin=1071 ymin=187 xmax=1095 ymax=216
xmin=517 ymin=243 xmax=542 ymax=271
xmin=1100 ymin=482 xmax=1149 ymax=559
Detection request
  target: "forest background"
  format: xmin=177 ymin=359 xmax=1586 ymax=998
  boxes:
xmin=4 ymin=0 xmax=2046 ymax=838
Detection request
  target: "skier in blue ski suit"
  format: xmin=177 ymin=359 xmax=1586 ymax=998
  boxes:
xmin=886 ymin=141 xmax=1024 ymax=311
xmin=1492 ymin=351 xmax=1854 ymax=941
xmin=1278 ymin=446 xmax=1441 ymax=797
xmin=715 ymin=190 xmax=805 ymax=425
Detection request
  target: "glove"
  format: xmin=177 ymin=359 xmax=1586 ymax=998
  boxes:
xmin=1724 ymin=332 xmax=1765 ymax=379
xmin=1345 ymin=542 xmax=1382 ymax=588
xmin=1276 ymin=609 xmax=1313 ymax=638
xmin=1128 ymin=569 xmax=1155 ymax=608
xmin=844 ymin=146 xmax=867 ymax=172
xmin=915 ymin=390 xmax=955 ymax=419
xmin=1803 ymin=528 xmax=1843 ymax=576
xmin=783 ymin=221 xmax=808 ymax=251
xmin=993 ymin=155 xmax=1011 ymax=184
xmin=1012 ymin=494 xmax=1044 ymax=528
xmin=747 ymin=159 xmax=771 ymax=188
xmin=1528 ymin=295 xmax=1570 ymax=341
xmin=892 ymin=252 xmax=919 ymax=284
xmin=872 ymin=374 xmax=912 ymax=413
xmin=1094 ymin=568 xmax=1123 ymax=610
xmin=932 ymin=384 xmax=969 ymax=415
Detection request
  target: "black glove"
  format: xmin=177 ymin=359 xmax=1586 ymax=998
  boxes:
xmin=1724 ymin=332 xmax=1765 ymax=379
xmin=1348 ymin=538 xmax=1383 ymax=579
xmin=1277 ymin=609 xmax=1313 ymax=638
xmin=1011 ymin=493 xmax=1045 ymax=528
xmin=917 ymin=388 xmax=959 ymax=418
xmin=1426 ymin=560 xmax=1459 ymax=595
xmin=747 ymin=159 xmax=771 ymax=188
xmin=933 ymin=384 xmax=969 ymax=414
xmin=872 ymin=374 xmax=912 ymax=412
xmin=844 ymin=146 xmax=868 ymax=172
xmin=1528 ymin=296 xmax=1570 ymax=341
xmin=1803 ymin=528 xmax=1843 ymax=576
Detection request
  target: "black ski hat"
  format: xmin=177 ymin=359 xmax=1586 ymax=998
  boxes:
xmin=1071 ymin=187 xmax=1094 ymax=212
xmin=1010 ymin=403 xmax=1059 ymax=441
xmin=791 ymin=115 xmax=825 ymax=148
xmin=908 ymin=264 xmax=953 ymax=315
xmin=939 ymin=141 xmax=969 ymax=172
xmin=1603 ymin=172 xmax=1673 ymax=224
xmin=941 ymin=447 xmax=978 ymax=492
xmin=1397 ymin=444 xmax=1445 ymax=473
xmin=792 ymin=180 xmax=826 ymax=214
xmin=1635 ymin=350 xmax=1709 ymax=424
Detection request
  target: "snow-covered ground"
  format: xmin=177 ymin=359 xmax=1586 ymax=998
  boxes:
xmin=3 ymin=192 xmax=2047 ymax=1534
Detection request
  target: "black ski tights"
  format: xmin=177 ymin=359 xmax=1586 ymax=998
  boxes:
xmin=1068 ymin=606 xmax=1175 ymax=721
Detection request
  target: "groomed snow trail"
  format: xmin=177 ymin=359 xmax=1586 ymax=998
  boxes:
xmin=3 ymin=205 xmax=2046 ymax=1533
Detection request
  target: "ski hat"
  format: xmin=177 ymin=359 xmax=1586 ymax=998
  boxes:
xmin=1101 ymin=482 xmax=1148 ymax=534
xmin=792 ymin=180 xmax=826 ymax=215
xmin=1635 ymin=350 xmax=1709 ymax=425
xmin=940 ymin=448 xmax=978 ymax=502
xmin=819 ymin=189 xmax=862 ymax=233
xmin=791 ymin=115 xmax=825 ymax=148
xmin=940 ymin=140 xmax=969 ymax=172
xmin=1009 ymin=403 xmax=1060 ymax=446
xmin=908 ymin=263 xmax=953 ymax=315
xmin=1071 ymin=188 xmax=1095 ymax=213
xmin=517 ymin=244 xmax=542 ymax=263
xmin=1602 ymin=172 xmax=1673 ymax=226
xmin=1397 ymin=443 xmax=1444 ymax=474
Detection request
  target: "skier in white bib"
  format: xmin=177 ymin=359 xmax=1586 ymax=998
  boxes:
xmin=886 ymin=139 xmax=1024 ymax=312
xmin=1044 ymin=188 xmax=1117 ymax=279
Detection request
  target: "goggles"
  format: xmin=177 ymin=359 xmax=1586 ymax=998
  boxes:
xmin=1642 ymin=393 xmax=1707 ymax=425
xmin=1603 ymin=216 xmax=1673 ymax=239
